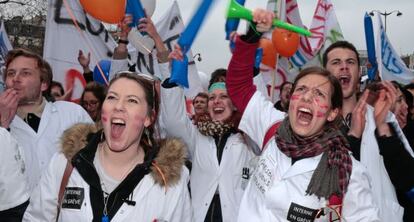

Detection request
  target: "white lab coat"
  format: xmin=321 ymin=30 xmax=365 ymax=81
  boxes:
xmin=0 ymin=127 xmax=29 ymax=211
xmin=23 ymin=152 xmax=192 ymax=222
xmin=161 ymin=86 xmax=257 ymax=222
xmin=359 ymin=106 xmax=413 ymax=221
xmin=237 ymin=91 xmax=381 ymax=222
xmin=9 ymin=101 xmax=92 ymax=191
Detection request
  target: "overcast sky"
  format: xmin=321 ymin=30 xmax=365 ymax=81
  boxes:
xmin=151 ymin=0 xmax=414 ymax=76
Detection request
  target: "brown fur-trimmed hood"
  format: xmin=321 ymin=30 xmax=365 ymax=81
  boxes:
xmin=60 ymin=123 xmax=187 ymax=187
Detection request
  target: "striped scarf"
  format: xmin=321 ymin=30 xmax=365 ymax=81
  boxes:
xmin=275 ymin=118 xmax=352 ymax=199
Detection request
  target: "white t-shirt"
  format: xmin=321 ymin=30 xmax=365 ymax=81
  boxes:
xmin=0 ymin=127 xmax=29 ymax=211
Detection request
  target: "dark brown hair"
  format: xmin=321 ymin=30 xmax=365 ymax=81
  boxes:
xmin=50 ymin=81 xmax=65 ymax=96
xmin=208 ymin=68 xmax=227 ymax=89
xmin=322 ymin=40 xmax=360 ymax=68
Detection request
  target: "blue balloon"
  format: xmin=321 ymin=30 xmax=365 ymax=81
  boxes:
xmin=255 ymin=48 xmax=263 ymax=69
xmin=364 ymin=13 xmax=378 ymax=80
xmin=93 ymin=60 xmax=111 ymax=85
xmin=170 ymin=55 xmax=189 ymax=88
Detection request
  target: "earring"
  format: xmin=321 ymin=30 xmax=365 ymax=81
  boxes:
xmin=145 ymin=128 xmax=152 ymax=147
xmin=100 ymin=131 xmax=105 ymax=142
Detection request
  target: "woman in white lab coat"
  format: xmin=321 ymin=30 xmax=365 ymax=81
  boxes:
xmin=225 ymin=9 xmax=380 ymax=221
xmin=24 ymin=72 xmax=192 ymax=222
xmin=161 ymin=53 xmax=256 ymax=221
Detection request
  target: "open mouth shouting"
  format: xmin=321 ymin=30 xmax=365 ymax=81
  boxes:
xmin=297 ymin=107 xmax=313 ymax=126
xmin=213 ymin=107 xmax=225 ymax=115
xmin=111 ymin=118 xmax=126 ymax=140
xmin=338 ymin=74 xmax=351 ymax=88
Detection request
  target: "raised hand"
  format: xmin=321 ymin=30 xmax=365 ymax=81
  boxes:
xmin=348 ymin=90 xmax=369 ymax=138
xmin=137 ymin=17 xmax=159 ymax=40
xmin=374 ymin=81 xmax=397 ymax=137
xmin=168 ymin=44 xmax=184 ymax=61
xmin=118 ymin=14 xmax=133 ymax=39
xmin=252 ymin=9 xmax=274 ymax=33
xmin=78 ymin=50 xmax=91 ymax=73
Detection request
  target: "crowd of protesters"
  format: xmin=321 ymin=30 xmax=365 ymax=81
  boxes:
xmin=1 ymin=7 xmax=414 ymax=222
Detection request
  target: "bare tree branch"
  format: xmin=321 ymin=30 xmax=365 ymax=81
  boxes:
xmin=0 ymin=0 xmax=25 ymax=5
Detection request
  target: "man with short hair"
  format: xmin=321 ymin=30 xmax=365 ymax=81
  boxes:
xmin=324 ymin=41 xmax=414 ymax=221
xmin=273 ymin=81 xmax=292 ymax=112
xmin=0 ymin=48 xmax=92 ymax=191
xmin=323 ymin=41 xmax=361 ymax=125
xmin=192 ymin=92 xmax=209 ymax=115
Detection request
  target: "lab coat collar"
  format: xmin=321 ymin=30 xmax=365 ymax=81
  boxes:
xmin=281 ymin=154 xmax=322 ymax=179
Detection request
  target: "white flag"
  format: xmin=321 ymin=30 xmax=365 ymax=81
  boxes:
xmin=136 ymin=1 xmax=203 ymax=98
xmin=44 ymin=0 xmax=117 ymax=101
xmin=263 ymin=0 xmax=343 ymax=101
xmin=289 ymin=0 xmax=344 ymax=69
xmin=374 ymin=13 xmax=414 ymax=85
xmin=0 ymin=20 xmax=13 ymax=81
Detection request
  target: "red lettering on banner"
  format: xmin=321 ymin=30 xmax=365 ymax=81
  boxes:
xmin=286 ymin=3 xmax=297 ymax=14
xmin=65 ymin=69 xmax=86 ymax=104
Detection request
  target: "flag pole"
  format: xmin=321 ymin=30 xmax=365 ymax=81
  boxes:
xmin=269 ymin=0 xmax=283 ymax=102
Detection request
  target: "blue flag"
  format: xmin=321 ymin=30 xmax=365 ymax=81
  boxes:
xmin=364 ymin=13 xmax=377 ymax=80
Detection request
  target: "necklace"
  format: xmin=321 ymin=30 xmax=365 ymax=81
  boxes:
xmin=98 ymin=143 xmax=142 ymax=221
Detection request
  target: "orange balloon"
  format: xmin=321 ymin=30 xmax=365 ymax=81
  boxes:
xmin=259 ymin=38 xmax=278 ymax=69
xmin=272 ymin=29 xmax=300 ymax=57
xmin=80 ymin=0 xmax=126 ymax=24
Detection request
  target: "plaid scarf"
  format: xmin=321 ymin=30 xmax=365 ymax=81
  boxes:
xmin=275 ymin=118 xmax=352 ymax=199
xmin=195 ymin=113 xmax=234 ymax=137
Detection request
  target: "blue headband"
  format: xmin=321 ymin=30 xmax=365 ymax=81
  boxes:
xmin=208 ymin=82 xmax=226 ymax=93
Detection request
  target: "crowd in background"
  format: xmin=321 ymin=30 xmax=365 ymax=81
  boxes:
xmin=1 ymin=7 xmax=414 ymax=222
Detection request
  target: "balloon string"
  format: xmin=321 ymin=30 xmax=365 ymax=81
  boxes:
xmin=62 ymin=0 xmax=109 ymax=85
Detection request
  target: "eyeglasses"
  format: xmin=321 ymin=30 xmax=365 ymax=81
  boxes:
xmin=82 ymin=100 xmax=99 ymax=108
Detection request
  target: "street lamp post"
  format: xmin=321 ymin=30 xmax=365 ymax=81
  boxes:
xmin=369 ymin=10 xmax=402 ymax=33
xmin=193 ymin=53 xmax=202 ymax=62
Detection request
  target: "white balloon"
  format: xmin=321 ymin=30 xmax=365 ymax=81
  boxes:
xmin=141 ymin=0 xmax=156 ymax=17
xmin=128 ymin=27 xmax=155 ymax=55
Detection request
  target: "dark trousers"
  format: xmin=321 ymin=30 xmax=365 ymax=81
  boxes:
xmin=204 ymin=194 xmax=223 ymax=222
xmin=0 ymin=200 xmax=29 ymax=222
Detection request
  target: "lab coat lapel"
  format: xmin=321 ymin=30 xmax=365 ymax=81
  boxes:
xmin=36 ymin=102 xmax=56 ymax=137
xmin=281 ymin=154 xmax=322 ymax=179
